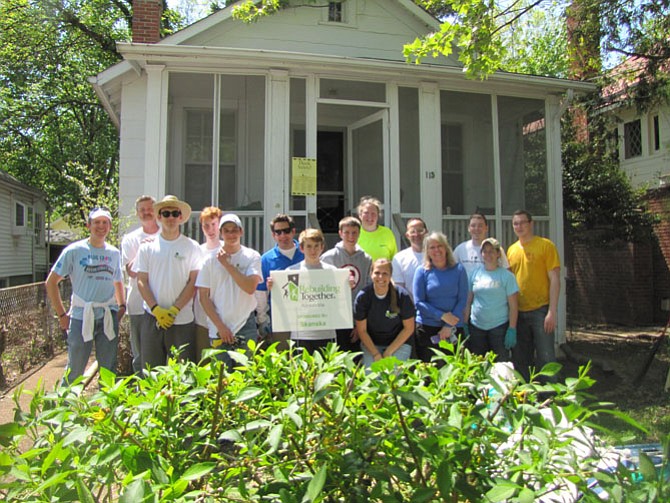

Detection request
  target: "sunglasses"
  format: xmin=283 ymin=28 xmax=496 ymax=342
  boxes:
xmin=160 ymin=210 xmax=182 ymax=218
xmin=273 ymin=227 xmax=293 ymax=235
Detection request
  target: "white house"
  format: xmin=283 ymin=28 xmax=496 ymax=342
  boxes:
xmin=602 ymin=56 xmax=670 ymax=190
xmin=0 ymin=168 xmax=48 ymax=287
xmin=89 ymin=0 xmax=595 ymax=340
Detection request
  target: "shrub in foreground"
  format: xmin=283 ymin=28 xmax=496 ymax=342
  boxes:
xmin=0 ymin=342 xmax=666 ymax=502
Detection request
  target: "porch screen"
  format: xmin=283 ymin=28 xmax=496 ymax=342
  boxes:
xmin=498 ymin=96 xmax=548 ymax=216
xmin=184 ymin=109 xmax=236 ymax=210
xmin=440 ymin=91 xmax=494 ymax=216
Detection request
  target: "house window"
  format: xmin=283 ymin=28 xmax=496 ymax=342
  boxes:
xmin=624 ymin=119 xmax=642 ymax=159
xmin=328 ymin=2 xmax=343 ymax=22
xmin=184 ymin=109 xmax=237 ymax=210
xmin=441 ymin=123 xmax=464 ymax=215
xmin=652 ymin=114 xmax=660 ymax=152
xmin=15 ymin=201 xmax=26 ymax=227
xmin=34 ymin=212 xmax=44 ymax=245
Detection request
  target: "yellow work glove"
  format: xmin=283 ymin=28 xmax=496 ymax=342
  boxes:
xmin=167 ymin=305 xmax=180 ymax=322
xmin=151 ymin=305 xmax=173 ymax=330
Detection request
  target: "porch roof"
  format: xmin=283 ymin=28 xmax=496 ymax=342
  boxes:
xmin=90 ymin=43 xmax=596 ymax=127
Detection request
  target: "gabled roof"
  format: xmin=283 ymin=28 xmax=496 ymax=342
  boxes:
xmin=0 ymin=168 xmax=46 ymax=199
xmin=90 ymin=0 xmax=596 ymax=125
xmin=163 ymin=0 xmax=441 ymax=46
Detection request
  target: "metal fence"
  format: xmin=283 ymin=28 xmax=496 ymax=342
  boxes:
xmin=0 ymin=281 xmax=70 ymax=388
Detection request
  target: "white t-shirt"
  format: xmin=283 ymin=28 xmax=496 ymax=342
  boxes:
xmin=135 ymin=234 xmax=201 ymax=325
xmin=453 ymin=239 xmax=510 ymax=278
xmin=391 ymin=247 xmax=423 ymax=299
xmin=195 ymin=246 xmax=262 ymax=338
xmin=121 ymin=226 xmax=161 ymax=315
xmin=286 ymin=261 xmax=338 ymax=341
xmin=194 ymin=241 xmax=223 ymax=327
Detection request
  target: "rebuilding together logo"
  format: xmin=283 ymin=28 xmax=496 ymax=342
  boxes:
xmin=282 ymin=273 xmax=341 ymax=303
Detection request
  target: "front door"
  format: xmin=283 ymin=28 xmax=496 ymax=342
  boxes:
xmin=347 ymin=110 xmax=389 ymax=227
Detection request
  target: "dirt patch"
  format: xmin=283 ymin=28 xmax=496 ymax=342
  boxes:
xmin=561 ymin=325 xmax=670 ymax=437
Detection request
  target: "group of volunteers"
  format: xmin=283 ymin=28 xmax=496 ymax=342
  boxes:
xmin=46 ymin=193 xmax=560 ymax=384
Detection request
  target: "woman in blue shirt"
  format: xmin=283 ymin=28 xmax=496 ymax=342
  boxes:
xmin=413 ymin=232 xmax=468 ymax=363
xmin=464 ymin=237 xmax=518 ymax=361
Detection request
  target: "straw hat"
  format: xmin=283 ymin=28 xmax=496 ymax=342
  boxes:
xmin=154 ymin=195 xmax=192 ymax=221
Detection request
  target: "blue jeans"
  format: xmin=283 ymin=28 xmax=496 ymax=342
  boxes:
xmin=63 ymin=316 xmax=119 ymax=386
xmin=361 ymin=343 xmax=412 ymax=368
xmin=512 ymin=306 xmax=556 ymax=382
xmin=468 ymin=322 xmax=509 ymax=362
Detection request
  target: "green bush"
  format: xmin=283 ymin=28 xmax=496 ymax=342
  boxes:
xmin=0 ymin=342 xmax=667 ymax=502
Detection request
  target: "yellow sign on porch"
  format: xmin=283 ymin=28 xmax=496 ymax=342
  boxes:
xmin=291 ymin=157 xmax=317 ymax=196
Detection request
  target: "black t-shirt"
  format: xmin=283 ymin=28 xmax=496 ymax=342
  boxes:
xmin=354 ymin=284 xmax=415 ymax=346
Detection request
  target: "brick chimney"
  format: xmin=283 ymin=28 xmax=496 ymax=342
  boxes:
xmin=132 ymin=0 xmax=162 ymax=44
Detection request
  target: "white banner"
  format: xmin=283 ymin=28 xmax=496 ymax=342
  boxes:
xmin=270 ymin=269 xmax=353 ymax=332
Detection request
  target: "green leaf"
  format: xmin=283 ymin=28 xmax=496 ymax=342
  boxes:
xmin=234 ymin=386 xmax=263 ymax=402
xmin=41 ymin=440 xmax=67 ymax=476
xmin=219 ymin=429 xmax=244 ymax=442
xmin=518 ymin=487 xmax=535 ymax=503
xmin=181 ymin=462 xmax=216 ymax=481
xmin=485 ymin=482 xmax=517 ymax=501
xmin=396 ymin=390 xmax=431 ymax=408
xmin=0 ymin=451 xmax=13 ymax=467
xmin=0 ymin=422 xmax=26 ymax=445
xmin=265 ymin=424 xmax=283 ymax=453
xmin=536 ymin=362 xmax=562 ymax=377
xmin=302 ymin=464 xmax=327 ymax=502
xmin=637 ymin=452 xmax=657 ymax=482
xmin=119 ymin=478 xmax=145 ymax=503
xmin=35 ymin=470 xmax=74 ymax=493
xmin=436 ymin=460 xmax=452 ymax=499
xmin=76 ymin=477 xmax=96 ymax=503
xmin=448 ymin=403 xmax=463 ymax=428
xmin=313 ymin=372 xmax=334 ymax=393
xmin=410 ymin=486 xmax=437 ymax=502
xmin=63 ymin=426 xmax=92 ymax=446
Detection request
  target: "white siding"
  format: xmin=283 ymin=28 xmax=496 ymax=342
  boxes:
xmin=118 ymin=73 xmax=149 ymax=229
xmin=618 ymin=104 xmax=670 ymax=189
xmin=184 ymin=0 xmax=459 ymax=66
xmin=0 ymin=183 xmax=48 ymax=282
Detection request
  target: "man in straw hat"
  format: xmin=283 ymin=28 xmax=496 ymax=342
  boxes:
xmin=135 ymin=195 xmax=201 ymax=369
xmin=46 ymin=206 xmax=126 ymax=385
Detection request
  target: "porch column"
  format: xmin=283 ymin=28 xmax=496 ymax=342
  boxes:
xmin=264 ymin=69 xmax=290 ymax=249
xmin=143 ymin=64 xmax=168 ymax=199
xmin=418 ymin=81 xmax=442 ymax=232
xmin=546 ymin=94 xmax=566 ymax=344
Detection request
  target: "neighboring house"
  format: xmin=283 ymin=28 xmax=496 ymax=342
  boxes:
xmin=602 ymin=56 xmax=670 ymax=190
xmin=90 ymin=0 xmax=595 ymax=340
xmin=0 ymin=168 xmax=48 ymax=287
xmin=48 ymin=217 xmax=80 ymax=267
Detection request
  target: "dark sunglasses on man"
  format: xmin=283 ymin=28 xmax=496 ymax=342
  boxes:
xmin=160 ymin=210 xmax=182 ymax=218
xmin=273 ymin=227 xmax=293 ymax=235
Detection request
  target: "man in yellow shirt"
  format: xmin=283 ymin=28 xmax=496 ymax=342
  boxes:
xmin=507 ymin=210 xmax=560 ymax=382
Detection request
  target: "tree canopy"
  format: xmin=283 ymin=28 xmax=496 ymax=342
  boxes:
xmin=1 ymin=0 xmax=668 ymax=233
xmin=0 ymin=0 xmax=183 ymax=227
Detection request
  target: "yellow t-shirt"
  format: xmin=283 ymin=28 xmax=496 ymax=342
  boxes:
xmin=358 ymin=225 xmax=398 ymax=261
xmin=507 ymin=236 xmax=560 ymax=312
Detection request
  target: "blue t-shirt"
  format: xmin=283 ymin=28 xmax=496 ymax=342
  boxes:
xmin=413 ymin=263 xmax=468 ymax=327
xmin=469 ymin=266 xmax=518 ymax=330
xmin=257 ymin=241 xmax=304 ymax=292
xmin=51 ymin=239 xmax=123 ymax=320
xmin=354 ymin=284 xmax=415 ymax=345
